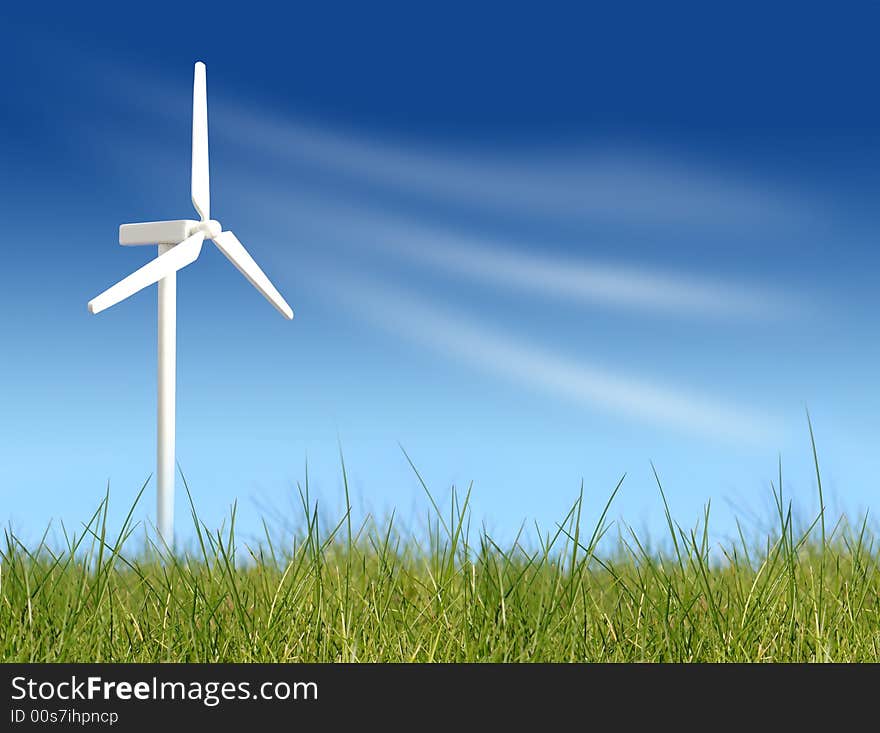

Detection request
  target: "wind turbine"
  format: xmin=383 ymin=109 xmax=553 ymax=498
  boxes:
xmin=88 ymin=62 xmax=293 ymax=550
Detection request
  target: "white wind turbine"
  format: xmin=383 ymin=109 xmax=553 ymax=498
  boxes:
xmin=88 ymin=62 xmax=293 ymax=549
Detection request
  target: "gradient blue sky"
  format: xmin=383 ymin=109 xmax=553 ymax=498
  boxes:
xmin=2 ymin=4 xmax=880 ymax=546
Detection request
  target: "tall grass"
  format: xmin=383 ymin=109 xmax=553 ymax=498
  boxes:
xmin=2 ymin=440 xmax=880 ymax=662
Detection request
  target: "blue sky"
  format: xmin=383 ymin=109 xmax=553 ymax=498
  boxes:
xmin=2 ymin=4 xmax=880 ymax=547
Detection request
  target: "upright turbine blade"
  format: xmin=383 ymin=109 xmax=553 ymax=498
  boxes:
xmin=88 ymin=233 xmax=206 ymax=314
xmin=212 ymin=231 xmax=294 ymax=319
xmin=191 ymin=61 xmax=209 ymax=221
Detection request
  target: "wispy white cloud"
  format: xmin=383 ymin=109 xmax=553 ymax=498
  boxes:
xmin=101 ymin=118 xmax=811 ymax=324
xmin=326 ymin=274 xmax=782 ymax=443
xmin=379 ymin=230 xmax=798 ymax=320
xmin=251 ymin=191 xmax=802 ymax=321
xmin=89 ymin=60 xmax=814 ymax=325
xmin=85 ymin=59 xmax=818 ymax=233
xmin=99 ymin=130 xmax=805 ymax=326
xmin=213 ymin=106 xmax=816 ymax=232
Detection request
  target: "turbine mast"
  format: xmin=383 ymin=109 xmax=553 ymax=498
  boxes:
xmin=157 ymin=243 xmax=177 ymax=549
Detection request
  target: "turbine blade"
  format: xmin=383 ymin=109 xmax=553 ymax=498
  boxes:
xmin=191 ymin=61 xmax=209 ymax=221
xmin=212 ymin=231 xmax=294 ymax=319
xmin=88 ymin=233 xmax=205 ymax=314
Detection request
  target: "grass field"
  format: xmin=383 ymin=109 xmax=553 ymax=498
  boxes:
xmin=3 ymin=435 xmax=880 ymax=663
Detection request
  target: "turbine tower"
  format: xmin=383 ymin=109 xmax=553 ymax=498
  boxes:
xmin=88 ymin=62 xmax=293 ymax=549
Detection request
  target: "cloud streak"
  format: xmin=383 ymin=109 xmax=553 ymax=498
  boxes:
xmin=253 ymin=191 xmax=802 ymax=322
xmin=84 ymin=59 xmax=818 ymax=234
xmin=325 ymin=274 xmax=782 ymax=443
xmin=214 ymin=106 xmax=816 ymax=233
xmin=90 ymin=60 xmax=815 ymax=326
xmin=381 ymin=231 xmax=797 ymax=320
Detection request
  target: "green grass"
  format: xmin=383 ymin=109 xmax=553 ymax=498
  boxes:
xmin=3 ymin=437 xmax=880 ymax=662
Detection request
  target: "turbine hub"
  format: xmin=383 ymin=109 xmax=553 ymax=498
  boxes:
xmin=198 ymin=219 xmax=222 ymax=239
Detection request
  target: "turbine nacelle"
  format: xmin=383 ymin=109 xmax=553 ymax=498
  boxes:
xmin=119 ymin=219 xmax=222 ymax=246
